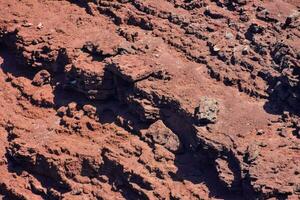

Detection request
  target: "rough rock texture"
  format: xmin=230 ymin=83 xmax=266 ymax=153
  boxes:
xmin=0 ymin=0 xmax=299 ymax=199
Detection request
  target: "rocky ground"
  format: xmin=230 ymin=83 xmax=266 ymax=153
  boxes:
xmin=0 ymin=0 xmax=299 ymax=199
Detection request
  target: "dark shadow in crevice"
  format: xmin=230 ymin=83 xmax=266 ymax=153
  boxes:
xmin=68 ymin=0 xmax=94 ymax=15
xmin=0 ymin=48 xmax=37 ymax=80
xmin=263 ymin=75 xmax=300 ymax=117
xmin=160 ymin=109 xmax=244 ymax=199
xmin=52 ymin=83 xmax=94 ymax=108
xmin=99 ymin=109 xmax=116 ymax=124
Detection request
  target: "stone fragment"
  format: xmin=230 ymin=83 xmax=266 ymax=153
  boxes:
xmin=145 ymin=120 xmax=181 ymax=153
xmin=204 ymin=6 xmax=224 ymax=19
xmin=256 ymin=129 xmax=264 ymax=135
xmin=225 ymin=32 xmax=234 ymax=40
xmin=37 ymin=22 xmax=43 ymax=29
xmin=242 ymin=46 xmax=249 ymax=55
xmin=234 ymin=0 xmax=247 ymax=5
xmin=244 ymin=143 xmax=260 ymax=163
xmin=22 ymin=22 xmax=33 ymax=27
xmin=57 ymin=106 xmax=67 ymax=117
xmin=31 ymin=85 xmax=54 ymax=107
xmin=213 ymin=45 xmax=221 ymax=52
xmin=194 ymin=97 xmax=219 ymax=124
xmin=32 ymin=70 xmax=51 ymax=86
xmin=83 ymin=104 xmax=97 ymax=118
xmin=67 ymin=102 xmax=78 ymax=117
xmin=128 ymin=98 xmax=160 ymax=122
xmin=215 ymin=158 xmax=235 ymax=189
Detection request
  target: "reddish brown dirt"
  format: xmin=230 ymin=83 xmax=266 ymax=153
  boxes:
xmin=0 ymin=0 xmax=299 ymax=199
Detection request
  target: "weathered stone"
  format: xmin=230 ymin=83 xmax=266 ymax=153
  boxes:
xmin=215 ymin=158 xmax=235 ymax=189
xmin=67 ymin=102 xmax=78 ymax=117
xmin=234 ymin=0 xmax=247 ymax=5
xmin=194 ymin=97 xmax=219 ymax=124
xmin=225 ymin=32 xmax=234 ymax=40
xmin=145 ymin=120 xmax=181 ymax=153
xmin=244 ymin=143 xmax=260 ymax=163
xmin=128 ymin=98 xmax=160 ymax=122
xmin=57 ymin=106 xmax=67 ymax=117
xmin=107 ymin=54 xmax=156 ymax=82
xmin=83 ymin=104 xmax=97 ymax=118
xmin=204 ymin=7 xmax=224 ymax=19
xmin=32 ymin=70 xmax=51 ymax=86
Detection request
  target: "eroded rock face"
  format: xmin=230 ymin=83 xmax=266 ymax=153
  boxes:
xmin=215 ymin=158 xmax=236 ymax=189
xmin=107 ymin=54 xmax=157 ymax=82
xmin=0 ymin=0 xmax=299 ymax=199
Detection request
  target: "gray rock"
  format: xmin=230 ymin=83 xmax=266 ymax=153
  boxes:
xmin=194 ymin=97 xmax=219 ymax=124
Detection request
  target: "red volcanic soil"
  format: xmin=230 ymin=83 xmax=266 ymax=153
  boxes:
xmin=0 ymin=0 xmax=299 ymax=199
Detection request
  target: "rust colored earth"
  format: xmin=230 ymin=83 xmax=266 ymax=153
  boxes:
xmin=0 ymin=0 xmax=299 ymax=199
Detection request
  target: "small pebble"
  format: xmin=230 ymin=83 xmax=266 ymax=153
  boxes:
xmin=37 ymin=22 xmax=43 ymax=29
xmin=225 ymin=32 xmax=234 ymax=40
xmin=256 ymin=129 xmax=264 ymax=135
xmin=22 ymin=22 xmax=33 ymax=27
